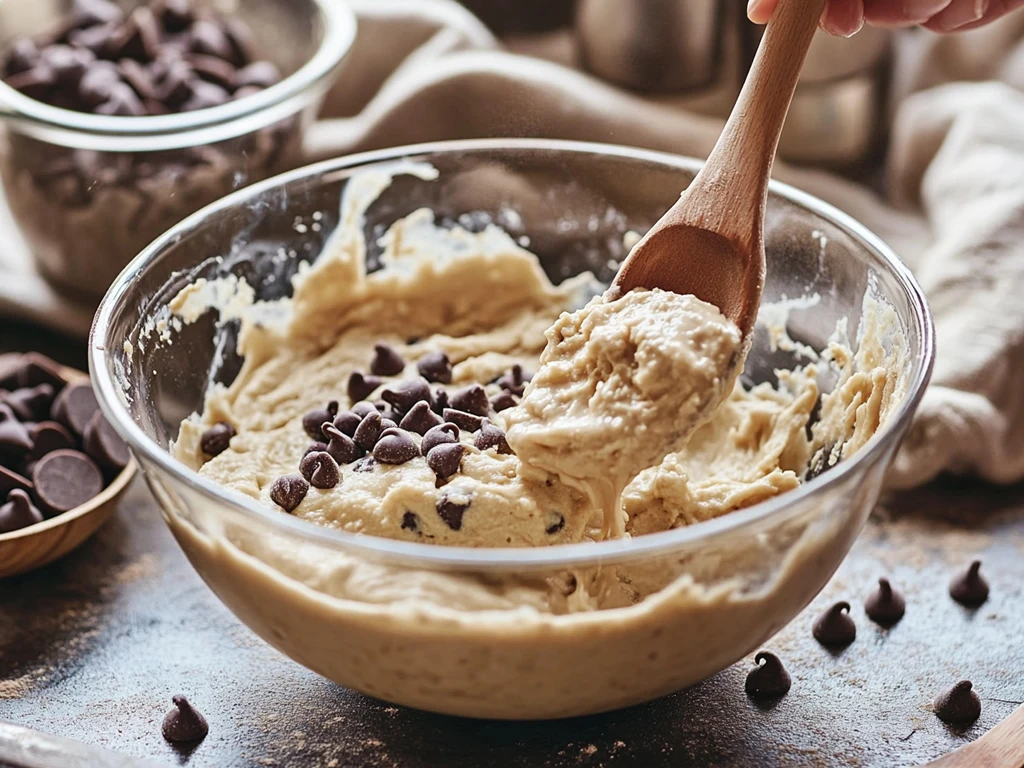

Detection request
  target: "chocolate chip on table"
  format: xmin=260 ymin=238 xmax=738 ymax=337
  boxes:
xmin=490 ymin=390 xmax=518 ymax=413
xmin=0 ymin=489 xmax=45 ymax=534
xmin=381 ymin=378 xmax=432 ymax=417
xmin=51 ymin=381 xmax=100 ymax=438
xmin=449 ymin=384 xmax=489 ymax=418
xmin=744 ymin=651 xmax=791 ymax=699
xmin=370 ymin=343 xmax=406 ymax=377
xmin=495 ymin=364 xmax=532 ymax=396
xmin=269 ymin=473 xmax=308 ymax=512
xmin=232 ymin=60 xmax=280 ymax=90
xmin=864 ymin=578 xmax=905 ymax=625
xmin=421 ymin=423 xmax=459 ymax=455
xmin=443 ymin=408 xmax=484 ymax=433
xmin=351 ymin=456 xmax=377 ymax=473
xmin=353 ymin=411 xmax=385 ymax=452
xmin=373 ymin=428 xmax=420 ymax=465
xmin=4 ymin=383 xmax=55 ymax=421
xmin=436 ymin=495 xmax=469 ymax=531
xmin=302 ymin=401 xmax=339 ymax=440
xmin=426 ymin=443 xmax=463 ymax=479
xmin=348 ymin=372 xmax=383 ymax=403
xmin=31 ymin=449 xmax=103 ymax=517
xmin=933 ymin=681 xmax=981 ymax=725
xmin=322 ymin=425 xmax=361 ymax=465
xmin=417 ymin=351 xmax=452 ymax=384
xmin=332 ymin=411 xmax=362 ymax=438
xmin=30 ymin=421 xmax=75 ymax=459
xmin=0 ymin=466 xmax=33 ymax=497
xmin=949 ymin=560 xmax=989 ymax=607
xmin=161 ymin=694 xmax=209 ymax=743
xmin=299 ymin=451 xmax=340 ymax=490
xmin=199 ymin=421 xmax=235 ymax=457
xmin=400 ymin=511 xmax=419 ymax=532
xmin=474 ymin=420 xmax=512 ymax=454
xmin=399 ymin=401 xmax=443 ymax=436
xmin=812 ymin=601 xmax=856 ymax=647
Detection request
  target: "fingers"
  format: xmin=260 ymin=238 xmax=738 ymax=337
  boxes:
xmin=822 ymin=0 xmax=865 ymax=35
xmin=746 ymin=0 xmax=780 ymax=25
xmin=862 ymin=0 xmax=954 ymax=26
xmin=923 ymin=0 xmax=1024 ymax=30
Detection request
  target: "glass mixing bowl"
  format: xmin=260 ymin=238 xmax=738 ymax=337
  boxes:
xmin=90 ymin=140 xmax=934 ymax=720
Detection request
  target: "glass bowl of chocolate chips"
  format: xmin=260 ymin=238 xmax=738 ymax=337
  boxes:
xmin=0 ymin=0 xmax=356 ymax=301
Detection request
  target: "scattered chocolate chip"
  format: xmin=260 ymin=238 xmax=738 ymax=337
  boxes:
xmin=417 ymin=351 xmax=452 ymax=384
xmin=189 ymin=19 xmax=233 ymax=61
xmin=545 ymin=512 xmax=565 ymax=535
xmin=490 ymin=390 xmax=518 ymax=413
xmin=232 ymin=60 xmax=280 ymax=89
xmin=0 ymin=466 xmax=33 ymax=497
xmin=0 ymin=415 xmax=34 ymax=463
xmin=31 ymin=449 xmax=103 ymax=517
xmin=431 ymin=387 xmax=449 ymax=415
xmin=0 ymin=489 xmax=45 ymax=533
xmin=381 ymin=378 xmax=432 ymax=417
xmin=421 ymin=423 xmax=459 ymax=455
xmin=812 ymin=601 xmax=856 ymax=647
xmin=303 ymin=441 xmax=327 ymax=457
xmin=373 ymin=428 xmax=420 ymax=465
xmin=442 ymin=408 xmax=484 ymax=433
xmin=399 ymin=401 xmax=443 ymax=436
xmin=401 ymin=511 xmax=419 ymax=532
xmin=347 ymin=372 xmax=382 ymax=403
xmin=302 ymin=401 xmax=338 ymax=439
xmin=949 ymin=561 xmax=989 ymax=607
xmin=933 ymin=681 xmax=981 ymax=725
xmin=332 ymin=411 xmax=361 ymax=437
xmin=495 ymin=364 xmax=532 ymax=396
xmin=351 ymin=401 xmax=378 ymax=419
xmin=353 ymin=411 xmax=384 ymax=451
xmin=436 ymin=495 xmax=469 ymax=531
xmin=161 ymin=695 xmax=208 ymax=743
xmin=322 ymin=424 xmax=361 ymax=465
xmin=4 ymin=384 xmax=55 ymax=421
xmin=370 ymin=343 xmax=406 ymax=377
xmin=51 ymin=382 xmax=99 ymax=438
xmin=299 ymin=451 xmax=340 ymax=490
xmin=864 ymin=578 xmax=905 ymax=625
xmin=474 ymin=420 xmax=512 ymax=454
xmin=745 ymin=651 xmax=791 ymax=699
xmin=269 ymin=473 xmax=308 ymax=512
xmin=449 ymin=384 xmax=489 ymax=417
xmin=426 ymin=443 xmax=463 ymax=479
xmin=351 ymin=456 xmax=377 ymax=473
xmin=30 ymin=421 xmax=75 ymax=459
xmin=199 ymin=421 xmax=235 ymax=457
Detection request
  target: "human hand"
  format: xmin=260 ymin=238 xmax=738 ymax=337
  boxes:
xmin=747 ymin=0 xmax=1024 ymax=36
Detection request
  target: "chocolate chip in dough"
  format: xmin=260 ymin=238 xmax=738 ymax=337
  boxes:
xmin=417 ymin=351 xmax=452 ymax=384
xmin=0 ymin=489 xmax=45 ymax=533
xmin=350 ymin=401 xmax=378 ymax=419
xmin=545 ymin=512 xmax=565 ymax=535
xmin=199 ymin=421 xmax=235 ymax=457
xmin=83 ymin=412 xmax=130 ymax=473
xmin=495 ymin=364 xmax=531 ymax=396
xmin=449 ymin=384 xmax=489 ymax=417
xmin=269 ymin=473 xmax=308 ymax=512
xmin=303 ymin=441 xmax=328 ymax=457
xmin=5 ymin=384 xmax=55 ymax=421
xmin=436 ymin=495 xmax=469 ymax=531
xmin=949 ymin=561 xmax=989 ymax=607
xmin=0 ymin=466 xmax=33 ymax=497
xmin=51 ymin=382 xmax=100 ymax=438
xmin=347 ymin=372 xmax=382 ymax=403
xmin=322 ymin=424 xmax=361 ymax=465
xmin=332 ymin=411 xmax=362 ymax=438
xmin=426 ymin=443 xmax=463 ymax=479
xmin=161 ymin=695 xmax=209 ymax=743
xmin=864 ymin=578 xmax=905 ymax=625
xmin=933 ymin=681 xmax=981 ymax=725
xmin=232 ymin=60 xmax=280 ymax=89
xmin=369 ymin=343 xmax=405 ymax=376
xmin=302 ymin=401 xmax=339 ymax=439
xmin=381 ymin=378 xmax=432 ymax=417
xmin=474 ymin=420 xmax=512 ymax=454
xmin=421 ymin=423 xmax=459 ymax=455
xmin=299 ymin=451 xmax=340 ymax=489
xmin=442 ymin=408 xmax=483 ymax=433
xmin=401 ymin=511 xmax=419 ymax=532
xmin=490 ymin=390 xmax=518 ymax=413
xmin=373 ymin=428 xmax=420 ymax=465
xmin=812 ymin=601 xmax=856 ymax=647
xmin=744 ymin=651 xmax=791 ymax=699
xmin=30 ymin=421 xmax=75 ymax=459
xmin=351 ymin=456 xmax=377 ymax=473
xmin=31 ymin=449 xmax=103 ymax=517
xmin=399 ymin=401 xmax=443 ymax=436
xmin=353 ymin=411 xmax=384 ymax=451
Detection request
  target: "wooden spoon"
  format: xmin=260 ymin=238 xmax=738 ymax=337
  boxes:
xmin=610 ymin=0 xmax=827 ymax=338
xmin=922 ymin=705 xmax=1024 ymax=768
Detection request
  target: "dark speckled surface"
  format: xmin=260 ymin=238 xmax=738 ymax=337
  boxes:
xmin=2 ymin=326 xmax=1023 ymax=768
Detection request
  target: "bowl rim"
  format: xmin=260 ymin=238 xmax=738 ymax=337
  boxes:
xmin=0 ymin=0 xmax=356 ymax=145
xmin=90 ymin=138 xmax=936 ymax=571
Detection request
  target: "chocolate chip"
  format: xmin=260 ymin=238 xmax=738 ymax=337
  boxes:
xmin=269 ymin=473 xmax=308 ymax=512
xmin=399 ymin=401 xmax=443 ymax=436
xmin=160 ymin=0 xmax=195 ymax=32
xmin=0 ymin=354 xmax=23 ymax=391
xmin=545 ymin=512 xmax=565 ymax=535
xmin=373 ymin=428 xmax=419 ymax=465
xmin=189 ymin=19 xmax=233 ymax=61
xmin=232 ymin=84 xmax=262 ymax=101
xmin=96 ymin=81 xmax=147 ymax=115
xmin=232 ymin=60 xmax=280 ymax=89
xmin=118 ymin=58 xmax=159 ymax=99
xmin=0 ymin=414 xmax=33 ymax=464
xmin=490 ymin=390 xmax=518 ymax=413
xmin=417 ymin=351 xmax=452 ymax=384
xmin=222 ymin=18 xmax=256 ymax=65
xmin=18 ymin=353 xmax=67 ymax=392
xmin=40 ymin=45 xmax=92 ymax=86
xmin=744 ymin=651 xmax=791 ymax=699
xmin=812 ymin=601 xmax=856 ymax=647
xmin=0 ymin=466 xmax=33 ymax=497
xmin=431 ymin=387 xmax=449 ymax=415
xmin=442 ymin=408 xmax=484 ymax=433
xmin=864 ymin=578 xmax=905 ymax=625
xmin=72 ymin=0 xmax=123 ymax=27
xmin=185 ymin=53 xmax=235 ymax=88
xmin=78 ymin=60 xmax=122 ymax=107
xmin=449 ymin=384 xmax=489 ymax=417
xmin=0 ymin=489 xmax=45 ymax=534
xmin=51 ymin=382 xmax=99 ymax=437
xmin=68 ymin=23 xmax=121 ymax=57
xmin=400 ymin=511 xmax=419 ymax=532
xmin=30 ymin=421 xmax=75 ymax=460
xmin=421 ymin=423 xmax=459 ymax=454
xmin=302 ymin=401 xmax=338 ymax=439
xmin=381 ymin=378 xmax=432 ymax=417
xmin=4 ymin=39 xmax=40 ymax=77
xmin=349 ymin=402 xmax=375 ymax=419
xmin=303 ymin=441 xmax=327 ymax=457
xmin=374 ymin=403 xmax=399 ymax=422
xmin=4 ymin=66 xmax=56 ymax=100
xmin=949 ymin=560 xmax=989 ymax=607
xmin=370 ymin=343 xmax=405 ymax=376
xmin=495 ymin=364 xmax=531 ymax=396
xmin=322 ymin=424 xmax=361 ymax=465
xmin=352 ymin=456 xmax=377 ymax=473
xmin=474 ymin=420 xmax=512 ymax=454
xmin=199 ymin=421 xmax=235 ymax=457
xmin=31 ymin=449 xmax=103 ymax=517
xmin=332 ymin=411 xmax=361 ymax=438
xmin=436 ymin=495 xmax=469 ymax=531
xmin=4 ymin=384 xmax=55 ymax=421
xmin=111 ymin=7 xmax=162 ymax=62
xmin=933 ymin=681 xmax=981 ymax=725
xmin=348 ymin=372 xmax=382 ymax=403
xmin=181 ymin=79 xmax=229 ymax=110
xmin=426 ymin=443 xmax=463 ymax=479
xmin=299 ymin=451 xmax=340 ymax=489
xmin=157 ymin=58 xmax=194 ymax=106
xmin=353 ymin=411 xmax=384 ymax=451
xmin=161 ymin=695 xmax=208 ymax=743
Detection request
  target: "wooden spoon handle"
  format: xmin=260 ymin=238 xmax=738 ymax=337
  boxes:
xmin=922 ymin=705 xmax=1024 ymax=767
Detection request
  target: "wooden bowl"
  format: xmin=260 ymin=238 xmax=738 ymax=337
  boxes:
xmin=0 ymin=366 xmax=137 ymax=578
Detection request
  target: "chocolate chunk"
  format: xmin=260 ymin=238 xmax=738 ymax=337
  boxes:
xmin=351 ymin=401 xmax=378 ymax=419
xmin=322 ymin=424 xmax=361 ymax=465
xmin=199 ymin=421 xmax=234 ymax=457
xmin=545 ymin=512 xmax=565 ymax=535
xmin=302 ymin=401 xmax=338 ymax=439
xmin=0 ymin=413 xmax=33 ymax=463
xmin=185 ymin=53 xmax=236 ymax=88
xmin=370 ymin=343 xmax=405 ymax=377
xmin=30 ymin=421 xmax=75 ymax=459
xmin=269 ymin=473 xmax=308 ymax=512
xmin=373 ymin=428 xmax=420 ymax=465
xmin=161 ymin=695 xmax=208 ymax=743
xmin=933 ymin=681 xmax=981 ymax=725
xmin=160 ymin=0 xmax=195 ymax=32
xmin=400 ymin=511 xmax=419 ymax=532
xmin=426 ymin=443 xmax=463 ymax=479
xmin=495 ymin=364 xmax=532 ymax=396
xmin=189 ymin=19 xmax=233 ymax=61
xmin=864 ymin=578 xmax=905 ymax=625
xmin=381 ymin=378 xmax=432 ymax=417
xmin=0 ymin=466 xmax=33 ymax=497
xmin=949 ymin=561 xmax=989 ymax=607
xmin=442 ymin=409 xmax=484 ymax=433
xmin=351 ymin=456 xmax=377 ymax=473
xmin=222 ymin=18 xmax=256 ymax=65
xmin=744 ymin=651 xmax=791 ymax=699
xmin=431 ymin=387 xmax=449 ymax=415
xmin=72 ymin=0 xmax=123 ymax=26
xmin=353 ymin=411 xmax=384 ymax=451
xmin=812 ymin=601 xmax=856 ymax=647
xmin=303 ymin=441 xmax=327 ymax=457
xmin=31 ymin=449 xmax=103 ymax=517
xmin=490 ymin=390 xmax=518 ymax=413
xmin=232 ymin=60 xmax=280 ymax=89
xmin=449 ymin=384 xmax=489 ymax=417
xmin=348 ymin=372 xmax=382 ymax=403
xmin=19 ymin=353 xmax=67 ymax=392
xmin=0 ymin=489 xmax=45 ymax=534
xmin=77 ymin=60 xmax=122 ymax=108
xmin=4 ymin=40 xmax=40 ymax=77
xmin=436 ymin=495 xmax=469 ymax=531
xmin=474 ymin=420 xmax=512 ymax=454
xmin=96 ymin=81 xmax=147 ymax=115
xmin=299 ymin=451 xmax=340 ymax=490
xmin=417 ymin=351 xmax=452 ymax=384
xmin=51 ymin=382 xmax=99 ymax=437
xmin=4 ymin=384 xmax=55 ymax=421
xmin=421 ymin=423 xmax=459 ymax=455
xmin=399 ymin=401 xmax=443 ymax=436
xmin=332 ymin=411 xmax=362 ymax=438
xmin=181 ymin=79 xmax=229 ymax=111
xmin=5 ymin=66 xmax=56 ymax=100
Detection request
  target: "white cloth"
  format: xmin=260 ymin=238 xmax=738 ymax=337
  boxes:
xmin=2 ymin=0 xmax=1023 ymax=487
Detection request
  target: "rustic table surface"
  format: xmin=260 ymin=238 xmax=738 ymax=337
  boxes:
xmin=1 ymin=322 xmax=1023 ymax=768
